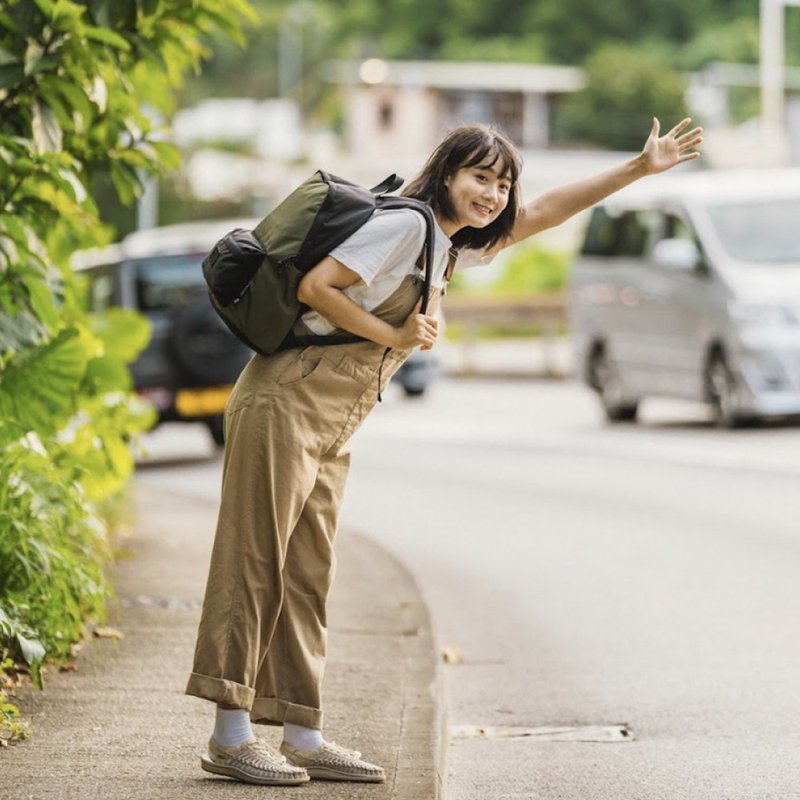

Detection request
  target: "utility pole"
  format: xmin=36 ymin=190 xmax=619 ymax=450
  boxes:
xmin=278 ymin=1 xmax=312 ymax=99
xmin=760 ymin=0 xmax=800 ymax=131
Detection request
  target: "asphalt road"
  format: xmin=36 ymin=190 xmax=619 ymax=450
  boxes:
xmin=137 ymin=378 xmax=800 ymax=800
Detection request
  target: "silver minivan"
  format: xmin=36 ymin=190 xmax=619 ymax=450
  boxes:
xmin=569 ymin=168 xmax=800 ymax=427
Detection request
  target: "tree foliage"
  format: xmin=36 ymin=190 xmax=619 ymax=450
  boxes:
xmin=555 ymin=44 xmax=690 ymax=151
xmin=0 ymin=0 xmax=254 ymax=702
xmin=182 ymin=0 xmax=790 ymax=154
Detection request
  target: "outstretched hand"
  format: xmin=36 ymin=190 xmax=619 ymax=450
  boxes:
xmin=641 ymin=117 xmax=703 ymax=175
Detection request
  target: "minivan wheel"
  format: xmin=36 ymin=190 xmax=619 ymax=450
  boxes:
xmin=705 ymin=353 xmax=750 ymax=429
xmin=590 ymin=348 xmax=639 ymax=423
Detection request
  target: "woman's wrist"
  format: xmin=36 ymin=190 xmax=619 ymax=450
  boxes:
xmin=629 ymin=152 xmax=651 ymax=178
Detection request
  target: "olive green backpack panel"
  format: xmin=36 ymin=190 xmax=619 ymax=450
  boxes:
xmin=254 ymin=175 xmax=329 ymax=262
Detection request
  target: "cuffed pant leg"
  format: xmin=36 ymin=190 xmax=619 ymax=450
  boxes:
xmin=186 ymin=387 xmax=319 ymax=710
xmin=251 ymin=446 xmax=351 ymax=728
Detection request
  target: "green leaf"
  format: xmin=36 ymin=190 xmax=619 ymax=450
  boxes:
xmin=48 ymin=76 xmax=94 ymax=122
xmin=31 ymin=0 xmax=55 ymax=16
xmin=25 ymin=272 xmax=62 ymax=329
xmin=16 ymin=632 xmax=45 ymax=669
xmin=37 ymin=82 xmax=72 ymax=129
xmin=0 ymin=46 xmax=18 ymax=67
xmin=83 ymin=25 xmax=132 ymax=51
xmin=108 ymin=160 xmax=140 ymax=205
xmin=32 ymin=99 xmax=63 ymax=153
xmin=23 ymin=39 xmax=49 ymax=76
xmin=91 ymin=308 xmax=151 ymax=363
xmin=0 ymin=328 xmax=87 ymax=435
xmin=0 ymin=64 xmax=24 ymax=90
xmin=82 ymin=354 xmax=131 ymax=393
xmin=148 ymin=139 xmax=181 ymax=171
xmin=86 ymin=75 xmax=107 ymax=113
xmin=0 ymin=11 xmax=21 ymax=36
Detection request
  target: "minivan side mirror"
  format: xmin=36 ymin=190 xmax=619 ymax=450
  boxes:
xmin=651 ymin=238 xmax=701 ymax=272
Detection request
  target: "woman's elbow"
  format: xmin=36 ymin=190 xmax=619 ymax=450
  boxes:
xmin=297 ymin=272 xmax=319 ymax=307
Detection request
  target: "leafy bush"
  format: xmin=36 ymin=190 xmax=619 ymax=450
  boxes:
xmin=490 ymin=245 xmax=571 ymax=296
xmin=0 ymin=0 xmax=255 ymax=730
xmin=450 ymin=244 xmax=571 ymax=297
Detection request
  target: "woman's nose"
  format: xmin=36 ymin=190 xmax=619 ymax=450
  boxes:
xmin=482 ymin=183 xmax=499 ymax=201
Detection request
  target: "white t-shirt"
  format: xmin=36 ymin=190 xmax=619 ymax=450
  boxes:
xmin=301 ymin=208 xmax=493 ymax=334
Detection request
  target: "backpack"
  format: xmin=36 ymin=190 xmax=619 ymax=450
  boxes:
xmin=201 ymin=170 xmax=435 ymax=356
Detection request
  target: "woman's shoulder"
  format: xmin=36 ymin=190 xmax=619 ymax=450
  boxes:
xmin=368 ymin=207 xmax=427 ymax=237
xmin=330 ymin=205 xmax=427 ymax=276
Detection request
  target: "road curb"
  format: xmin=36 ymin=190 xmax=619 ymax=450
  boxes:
xmin=352 ymin=532 xmax=449 ymax=800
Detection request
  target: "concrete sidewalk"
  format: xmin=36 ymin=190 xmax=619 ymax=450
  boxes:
xmin=5 ymin=483 xmax=444 ymax=800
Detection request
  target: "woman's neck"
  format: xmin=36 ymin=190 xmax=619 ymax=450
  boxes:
xmin=433 ymin=212 xmax=460 ymax=239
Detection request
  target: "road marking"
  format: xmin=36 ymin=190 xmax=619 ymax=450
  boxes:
xmin=450 ymin=724 xmax=633 ymax=743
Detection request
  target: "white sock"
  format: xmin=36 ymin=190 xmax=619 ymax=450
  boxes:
xmin=282 ymin=723 xmax=324 ymax=752
xmin=213 ymin=706 xmax=254 ymax=748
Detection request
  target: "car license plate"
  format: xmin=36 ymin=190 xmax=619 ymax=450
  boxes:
xmin=175 ymin=386 xmax=234 ymax=417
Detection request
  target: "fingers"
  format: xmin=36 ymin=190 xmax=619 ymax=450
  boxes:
xmin=676 ymin=127 xmax=703 ymax=147
xmin=650 ymin=117 xmax=660 ymax=138
xmin=667 ymin=117 xmax=692 ymax=137
xmin=413 ymin=314 xmax=438 ymax=348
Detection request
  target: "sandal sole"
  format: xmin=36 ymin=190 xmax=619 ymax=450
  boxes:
xmin=305 ymin=766 xmax=386 ymax=782
xmin=201 ymin=756 xmax=310 ymax=786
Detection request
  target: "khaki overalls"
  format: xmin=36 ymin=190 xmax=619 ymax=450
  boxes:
xmin=186 ymin=274 xmax=440 ymax=730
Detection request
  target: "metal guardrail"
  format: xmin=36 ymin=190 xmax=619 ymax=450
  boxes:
xmin=442 ymin=293 xmax=568 ymax=377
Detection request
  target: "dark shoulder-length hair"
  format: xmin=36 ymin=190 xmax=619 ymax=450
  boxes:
xmin=401 ymin=123 xmax=522 ymax=251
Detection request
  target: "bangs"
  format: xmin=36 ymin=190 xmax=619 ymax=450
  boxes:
xmin=458 ymin=141 xmax=520 ymax=184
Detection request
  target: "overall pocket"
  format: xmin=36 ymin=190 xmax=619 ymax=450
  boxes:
xmin=276 ymin=347 xmax=325 ymax=386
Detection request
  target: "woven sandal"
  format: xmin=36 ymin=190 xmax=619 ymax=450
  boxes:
xmin=280 ymin=741 xmax=386 ymax=783
xmin=201 ymin=738 xmax=310 ymax=785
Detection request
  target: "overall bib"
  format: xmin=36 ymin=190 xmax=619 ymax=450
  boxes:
xmin=187 ymin=274 xmax=441 ymax=729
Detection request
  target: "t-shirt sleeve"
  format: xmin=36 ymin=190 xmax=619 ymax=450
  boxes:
xmin=329 ymin=209 xmax=426 ymax=286
xmin=454 ymin=246 xmax=496 ymax=270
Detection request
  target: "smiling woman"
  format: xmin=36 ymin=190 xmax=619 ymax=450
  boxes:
xmin=185 ymin=117 xmax=702 ymax=787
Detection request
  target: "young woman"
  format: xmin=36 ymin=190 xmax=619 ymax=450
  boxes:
xmin=186 ymin=117 xmax=702 ymax=786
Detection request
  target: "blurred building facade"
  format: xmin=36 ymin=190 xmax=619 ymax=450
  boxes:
xmin=332 ymin=59 xmax=584 ymax=163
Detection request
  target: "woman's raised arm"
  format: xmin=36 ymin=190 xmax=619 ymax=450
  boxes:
xmin=501 ymin=117 xmax=703 ymax=249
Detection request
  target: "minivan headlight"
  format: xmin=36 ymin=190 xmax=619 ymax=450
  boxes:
xmin=729 ymin=302 xmax=800 ymax=328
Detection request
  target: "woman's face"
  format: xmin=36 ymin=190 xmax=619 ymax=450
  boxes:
xmin=443 ymin=158 xmax=511 ymax=234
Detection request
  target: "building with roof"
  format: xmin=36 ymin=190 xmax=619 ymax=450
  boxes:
xmin=331 ymin=59 xmax=585 ymax=163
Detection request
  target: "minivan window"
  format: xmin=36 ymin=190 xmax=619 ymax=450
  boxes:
xmin=134 ymin=255 xmax=206 ymax=312
xmin=707 ymin=199 xmax=800 ymax=263
xmin=581 ymin=208 xmax=654 ymax=258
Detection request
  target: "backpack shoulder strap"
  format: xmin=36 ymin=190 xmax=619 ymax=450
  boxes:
xmin=375 ymin=196 xmax=435 ymax=315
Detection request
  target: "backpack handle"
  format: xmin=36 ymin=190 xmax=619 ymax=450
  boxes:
xmin=369 ymin=174 xmax=404 ymax=195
